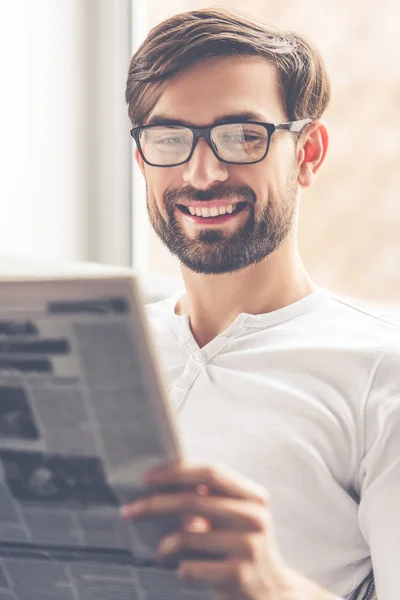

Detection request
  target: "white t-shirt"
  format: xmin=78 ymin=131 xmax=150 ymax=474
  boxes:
xmin=146 ymin=287 xmax=400 ymax=600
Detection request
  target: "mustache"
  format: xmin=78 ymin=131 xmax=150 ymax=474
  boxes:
xmin=165 ymin=184 xmax=256 ymax=205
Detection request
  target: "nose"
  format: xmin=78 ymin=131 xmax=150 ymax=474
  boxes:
xmin=182 ymin=137 xmax=229 ymax=190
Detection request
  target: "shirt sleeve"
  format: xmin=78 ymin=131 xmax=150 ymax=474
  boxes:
xmin=358 ymin=343 xmax=400 ymax=600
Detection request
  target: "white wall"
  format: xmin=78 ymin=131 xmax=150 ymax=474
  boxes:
xmin=0 ymin=0 xmax=132 ymax=265
xmin=131 ymin=0 xmax=150 ymax=275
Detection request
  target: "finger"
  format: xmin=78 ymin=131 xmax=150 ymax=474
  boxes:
xmin=121 ymin=493 xmax=267 ymax=531
xmin=177 ymin=558 xmax=251 ymax=590
xmin=158 ymin=530 xmax=261 ymax=562
xmin=182 ymin=515 xmax=210 ymax=533
xmin=146 ymin=463 xmax=269 ymax=504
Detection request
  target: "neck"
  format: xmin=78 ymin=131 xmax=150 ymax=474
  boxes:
xmin=176 ymin=239 xmax=316 ymax=348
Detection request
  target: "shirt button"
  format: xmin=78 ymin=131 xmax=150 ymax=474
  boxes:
xmin=175 ymin=377 xmax=191 ymax=389
xmin=193 ymin=351 xmax=207 ymax=363
xmin=224 ymin=326 xmax=239 ymax=337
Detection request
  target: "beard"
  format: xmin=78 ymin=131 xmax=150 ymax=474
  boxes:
xmin=146 ymin=170 xmax=298 ymax=275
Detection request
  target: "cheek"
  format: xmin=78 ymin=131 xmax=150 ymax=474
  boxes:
xmin=241 ymin=167 xmax=271 ymax=213
xmin=254 ymin=155 xmax=297 ymax=206
xmin=144 ymin=171 xmax=170 ymax=216
xmin=151 ymin=191 xmax=169 ymax=220
xmin=146 ymin=168 xmax=185 ymax=217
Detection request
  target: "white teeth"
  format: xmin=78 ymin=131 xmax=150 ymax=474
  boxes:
xmin=184 ymin=203 xmax=241 ymax=217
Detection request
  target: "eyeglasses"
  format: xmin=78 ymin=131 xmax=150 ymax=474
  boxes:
xmin=130 ymin=119 xmax=312 ymax=167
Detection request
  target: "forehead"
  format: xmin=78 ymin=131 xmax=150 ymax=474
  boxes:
xmin=146 ymin=55 xmax=287 ymax=126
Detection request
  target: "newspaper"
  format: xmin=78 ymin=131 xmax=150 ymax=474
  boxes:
xmin=0 ymin=271 xmax=212 ymax=600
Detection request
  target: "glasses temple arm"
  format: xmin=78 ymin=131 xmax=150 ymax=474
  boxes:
xmin=275 ymin=118 xmax=313 ymax=132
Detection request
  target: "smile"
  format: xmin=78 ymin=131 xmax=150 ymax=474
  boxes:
xmin=177 ymin=202 xmax=247 ymax=218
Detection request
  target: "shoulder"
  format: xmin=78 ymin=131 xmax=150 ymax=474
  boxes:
xmin=317 ymin=291 xmax=400 ymax=383
xmin=145 ymin=295 xmax=175 ymax=319
xmin=317 ymin=290 xmax=400 ymax=348
xmin=145 ymin=291 xmax=181 ymax=317
xmin=144 ymin=291 xmax=184 ymax=336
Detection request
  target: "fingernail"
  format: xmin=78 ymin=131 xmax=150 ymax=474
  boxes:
xmin=157 ymin=536 xmax=177 ymax=562
xmin=158 ymin=535 xmax=175 ymax=555
xmin=120 ymin=503 xmax=141 ymax=518
xmin=120 ymin=506 xmax=130 ymax=518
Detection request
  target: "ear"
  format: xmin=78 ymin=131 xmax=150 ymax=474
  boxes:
xmin=134 ymin=148 xmax=146 ymax=177
xmin=296 ymin=119 xmax=329 ymax=188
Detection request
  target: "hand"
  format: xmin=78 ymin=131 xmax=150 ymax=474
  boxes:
xmin=121 ymin=462 xmax=334 ymax=600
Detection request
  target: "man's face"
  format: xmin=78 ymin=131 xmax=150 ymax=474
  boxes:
xmin=136 ymin=56 xmax=300 ymax=275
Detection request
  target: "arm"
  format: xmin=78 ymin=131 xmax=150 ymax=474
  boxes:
xmin=358 ymin=344 xmax=400 ymax=600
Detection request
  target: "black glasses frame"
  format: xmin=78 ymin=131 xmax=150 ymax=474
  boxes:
xmin=130 ymin=118 xmax=313 ymax=167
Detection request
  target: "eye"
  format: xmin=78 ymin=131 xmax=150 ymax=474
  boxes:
xmin=241 ymin=130 xmax=265 ymax=142
xmin=223 ymin=132 xmax=262 ymax=144
xmin=244 ymin=133 xmax=262 ymax=142
xmin=156 ymin=136 xmax=184 ymax=145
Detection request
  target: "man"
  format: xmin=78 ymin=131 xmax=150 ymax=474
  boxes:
xmin=121 ymin=7 xmax=399 ymax=600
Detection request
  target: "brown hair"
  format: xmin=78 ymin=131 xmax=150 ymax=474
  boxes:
xmin=125 ymin=7 xmax=331 ymax=126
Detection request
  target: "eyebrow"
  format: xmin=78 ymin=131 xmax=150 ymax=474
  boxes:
xmin=145 ymin=111 xmax=274 ymax=127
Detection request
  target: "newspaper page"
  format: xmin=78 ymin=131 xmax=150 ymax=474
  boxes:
xmin=0 ymin=274 xmax=212 ymax=600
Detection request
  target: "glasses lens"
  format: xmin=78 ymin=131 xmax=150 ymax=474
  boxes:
xmin=211 ymin=123 xmax=269 ymax=163
xmin=139 ymin=126 xmax=193 ymax=166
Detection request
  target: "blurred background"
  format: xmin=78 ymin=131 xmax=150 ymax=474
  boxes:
xmin=0 ymin=0 xmax=399 ymax=303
